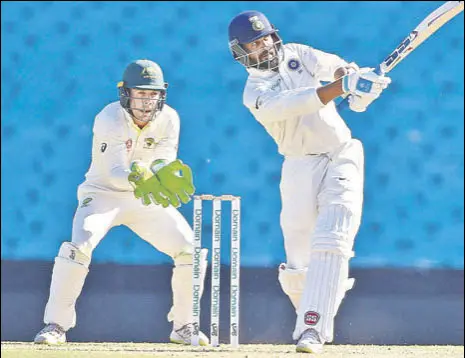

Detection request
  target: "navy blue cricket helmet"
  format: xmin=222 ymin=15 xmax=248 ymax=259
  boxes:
xmin=228 ymin=11 xmax=284 ymax=71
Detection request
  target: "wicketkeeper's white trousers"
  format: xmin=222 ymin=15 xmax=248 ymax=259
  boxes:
xmin=71 ymin=190 xmax=193 ymax=258
xmin=43 ymin=190 xmax=205 ymax=331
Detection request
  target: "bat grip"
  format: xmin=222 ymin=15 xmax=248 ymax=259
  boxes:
xmin=337 ymin=64 xmax=384 ymax=111
xmin=374 ymin=65 xmax=384 ymax=75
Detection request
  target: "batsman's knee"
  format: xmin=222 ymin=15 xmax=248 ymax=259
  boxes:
xmin=312 ymin=204 xmax=361 ymax=259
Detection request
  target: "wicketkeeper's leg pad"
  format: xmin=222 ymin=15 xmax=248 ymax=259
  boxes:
xmin=167 ymin=248 xmax=208 ymax=330
xmin=44 ymin=242 xmax=91 ymax=331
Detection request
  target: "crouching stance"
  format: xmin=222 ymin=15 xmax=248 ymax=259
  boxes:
xmin=34 ymin=59 xmax=209 ymax=346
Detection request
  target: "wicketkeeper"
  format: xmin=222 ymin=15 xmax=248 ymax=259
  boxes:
xmin=34 ymin=59 xmax=210 ymax=346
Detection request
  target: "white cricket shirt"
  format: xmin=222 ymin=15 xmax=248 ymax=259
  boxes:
xmin=243 ymin=43 xmax=352 ymax=156
xmin=78 ymin=101 xmax=179 ymax=194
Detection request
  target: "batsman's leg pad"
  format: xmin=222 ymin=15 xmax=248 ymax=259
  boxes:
xmin=278 ymin=263 xmax=308 ymax=313
xmin=44 ymin=242 xmax=91 ymax=331
xmin=167 ymin=248 xmax=208 ymax=329
xmin=293 ymin=204 xmax=358 ymax=343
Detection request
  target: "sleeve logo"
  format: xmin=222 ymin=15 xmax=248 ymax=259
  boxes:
xmin=80 ymin=197 xmax=93 ymax=208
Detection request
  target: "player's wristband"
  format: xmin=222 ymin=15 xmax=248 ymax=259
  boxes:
xmin=341 ymin=75 xmax=351 ymax=94
xmin=150 ymin=159 xmax=168 ymax=174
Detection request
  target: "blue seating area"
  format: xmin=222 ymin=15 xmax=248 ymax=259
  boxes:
xmin=1 ymin=2 xmax=463 ymax=268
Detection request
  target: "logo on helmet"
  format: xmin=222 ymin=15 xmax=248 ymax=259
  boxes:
xmin=249 ymin=16 xmax=265 ymax=31
xmin=141 ymin=67 xmax=157 ymax=79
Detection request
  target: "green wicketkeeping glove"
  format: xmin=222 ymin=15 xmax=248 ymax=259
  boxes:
xmin=155 ymin=159 xmax=195 ymax=207
xmin=128 ymin=162 xmax=172 ymax=207
xmin=128 ymin=162 xmax=152 ymax=206
xmin=134 ymin=176 xmax=175 ymax=208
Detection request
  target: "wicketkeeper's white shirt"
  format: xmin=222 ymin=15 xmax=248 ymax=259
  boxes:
xmin=243 ymin=43 xmax=352 ymax=156
xmin=78 ymin=101 xmax=179 ymax=195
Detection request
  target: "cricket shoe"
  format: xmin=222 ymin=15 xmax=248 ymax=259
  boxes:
xmin=34 ymin=323 xmax=66 ymax=345
xmin=170 ymin=323 xmax=209 ymax=346
xmin=296 ymin=328 xmax=325 ymax=354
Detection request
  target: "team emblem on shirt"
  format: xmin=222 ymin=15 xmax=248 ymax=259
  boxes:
xmin=144 ymin=137 xmax=156 ymax=149
xmin=288 ymin=59 xmax=301 ymax=71
xmin=125 ymin=139 xmax=133 ymax=151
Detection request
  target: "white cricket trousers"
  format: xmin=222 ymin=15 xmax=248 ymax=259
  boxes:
xmin=71 ymin=190 xmax=193 ymax=258
xmin=280 ymin=139 xmax=364 ymax=269
xmin=279 ymin=139 xmax=364 ymax=343
xmin=43 ymin=189 xmax=203 ymax=332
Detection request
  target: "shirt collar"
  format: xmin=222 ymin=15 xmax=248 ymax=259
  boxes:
xmin=120 ymin=105 xmax=149 ymax=133
xmin=246 ymin=66 xmax=280 ymax=79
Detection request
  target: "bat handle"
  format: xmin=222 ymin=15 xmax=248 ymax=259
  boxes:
xmin=337 ymin=64 xmax=384 ymax=112
xmin=337 ymin=94 xmax=351 ymax=111
xmin=374 ymin=64 xmax=384 ymax=75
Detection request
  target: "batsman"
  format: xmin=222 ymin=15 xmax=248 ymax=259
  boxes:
xmin=34 ymin=59 xmax=210 ymax=346
xmin=228 ymin=11 xmax=391 ymax=354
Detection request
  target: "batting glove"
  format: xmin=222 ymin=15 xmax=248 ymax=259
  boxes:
xmin=342 ymin=67 xmax=391 ymax=112
xmin=342 ymin=67 xmax=391 ymax=97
